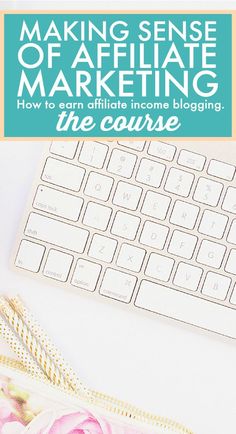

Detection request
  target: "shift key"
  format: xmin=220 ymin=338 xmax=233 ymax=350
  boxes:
xmin=25 ymin=212 xmax=89 ymax=253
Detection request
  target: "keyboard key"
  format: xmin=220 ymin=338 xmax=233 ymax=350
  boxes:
xmin=198 ymin=210 xmax=228 ymax=239
xmin=43 ymin=249 xmax=73 ymax=282
xmin=84 ymin=172 xmax=114 ymax=201
xmin=141 ymin=191 xmax=171 ymax=221
xmin=78 ymin=141 xmax=108 ymax=168
xmin=178 ymin=150 xmax=206 ymax=171
xmin=136 ymin=158 xmax=165 ymax=188
xmin=145 ymin=253 xmax=174 ymax=282
xmin=42 ymin=158 xmax=85 ymax=192
xmin=25 ymin=213 xmax=89 ymax=253
xmin=140 ymin=221 xmax=169 ymax=250
xmin=202 ymin=272 xmax=231 ymax=300
xmin=97 ymin=140 xmax=115 ymax=146
xmin=107 ymin=149 xmax=137 ymax=178
xmin=118 ymin=140 xmax=145 ymax=151
xmin=135 ymin=280 xmax=236 ymax=338
xmin=15 ymin=240 xmax=45 ymax=272
xmin=225 ymin=250 xmax=236 ymax=275
xmin=168 ymin=230 xmax=197 ymax=259
xmin=148 ymin=141 xmax=176 ymax=161
xmin=88 ymin=234 xmax=117 ymax=263
xmin=173 ymin=262 xmax=203 ymax=291
xmin=222 ymin=187 xmax=236 ymax=214
xmin=100 ymin=268 xmax=137 ymax=302
xmin=164 ymin=168 xmax=194 ymax=197
xmin=227 ymin=220 xmax=236 ymax=244
xmin=208 ymin=159 xmax=235 ymax=181
xmin=197 ymin=240 xmax=226 ymax=268
xmin=50 ymin=141 xmax=78 ymax=159
xmin=193 ymin=177 xmax=223 ymax=206
xmin=113 ymin=181 xmax=142 ymax=210
xmin=71 ymin=259 xmax=101 ymax=291
xmin=230 ymin=284 xmax=236 ymax=305
xmin=83 ymin=202 xmax=112 ymax=231
xmin=33 ymin=185 xmax=83 ymax=222
xmin=117 ymin=243 xmax=146 ymax=272
xmin=111 ymin=211 xmax=140 ymax=240
xmin=170 ymin=200 xmax=199 ymax=229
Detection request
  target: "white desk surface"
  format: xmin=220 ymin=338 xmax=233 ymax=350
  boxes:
xmin=1 ymin=142 xmax=236 ymax=434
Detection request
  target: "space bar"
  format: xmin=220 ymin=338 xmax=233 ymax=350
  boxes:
xmin=135 ymin=280 xmax=236 ymax=339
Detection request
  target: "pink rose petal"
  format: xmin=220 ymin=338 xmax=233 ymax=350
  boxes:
xmin=1 ymin=421 xmax=25 ymax=434
xmin=49 ymin=411 xmax=103 ymax=434
xmin=0 ymin=399 xmax=12 ymax=419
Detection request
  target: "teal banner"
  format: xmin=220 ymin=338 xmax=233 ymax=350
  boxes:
xmin=4 ymin=13 xmax=232 ymax=137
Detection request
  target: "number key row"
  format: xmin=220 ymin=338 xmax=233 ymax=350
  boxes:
xmin=42 ymin=158 xmax=236 ymax=225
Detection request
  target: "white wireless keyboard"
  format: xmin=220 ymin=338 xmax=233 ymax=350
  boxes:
xmin=13 ymin=140 xmax=236 ymax=338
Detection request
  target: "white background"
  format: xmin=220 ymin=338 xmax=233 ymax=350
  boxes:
xmin=1 ymin=1 xmax=236 ymax=433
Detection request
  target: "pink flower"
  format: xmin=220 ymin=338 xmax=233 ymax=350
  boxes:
xmin=25 ymin=408 xmax=143 ymax=434
xmin=0 ymin=398 xmax=12 ymax=420
xmin=1 ymin=421 xmax=25 ymax=434
xmin=0 ymin=399 xmax=25 ymax=434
